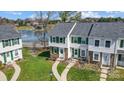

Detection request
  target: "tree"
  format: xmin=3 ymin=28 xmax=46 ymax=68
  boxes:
xmin=59 ymin=11 xmax=77 ymax=22
xmin=34 ymin=11 xmax=54 ymax=48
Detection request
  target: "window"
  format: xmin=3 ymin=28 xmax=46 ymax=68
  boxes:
xmin=60 ymin=49 xmax=63 ymax=54
xmin=50 ymin=36 xmax=52 ymax=43
xmin=78 ymin=37 xmax=81 ymax=44
xmin=95 ymin=40 xmax=100 ymax=47
xmin=93 ymin=52 xmax=100 ymax=61
xmin=60 ymin=37 xmax=63 ymax=43
xmin=120 ymin=40 xmax=124 ymax=48
xmin=105 ymin=40 xmax=111 ymax=48
xmin=53 ymin=47 xmax=59 ymax=54
xmin=53 ymin=37 xmax=55 ymax=43
xmin=56 ymin=37 xmax=59 ymax=43
xmin=81 ymin=50 xmax=86 ymax=57
xmin=75 ymin=49 xmax=78 ymax=55
xmin=73 ymin=37 xmax=78 ymax=43
xmin=15 ymin=50 xmax=18 ymax=56
xmin=118 ymin=54 xmax=124 ymax=61
xmin=6 ymin=52 xmax=10 ymax=57
xmin=71 ymin=37 xmax=86 ymax=44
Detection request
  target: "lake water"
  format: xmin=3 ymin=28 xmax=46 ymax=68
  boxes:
xmin=19 ymin=30 xmax=48 ymax=42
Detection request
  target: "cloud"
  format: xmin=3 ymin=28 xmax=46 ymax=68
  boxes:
xmin=81 ymin=11 xmax=101 ymax=18
xmin=5 ymin=11 xmax=22 ymax=15
xmin=29 ymin=14 xmax=36 ymax=19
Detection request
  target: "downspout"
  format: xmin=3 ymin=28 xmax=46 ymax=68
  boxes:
xmin=67 ymin=23 xmax=77 ymax=58
xmin=113 ymin=39 xmax=117 ymax=68
xmin=87 ymin=24 xmax=94 ymax=63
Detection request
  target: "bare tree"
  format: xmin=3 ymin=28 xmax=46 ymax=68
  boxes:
xmin=34 ymin=11 xmax=54 ymax=48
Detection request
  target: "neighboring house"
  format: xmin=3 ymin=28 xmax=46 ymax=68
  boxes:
xmin=0 ymin=25 xmax=23 ymax=64
xmin=48 ymin=22 xmax=124 ymax=68
xmin=48 ymin=23 xmax=76 ymax=60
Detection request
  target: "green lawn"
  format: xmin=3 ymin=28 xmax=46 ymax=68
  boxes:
xmin=17 ymin=48 xmax=56 ymax=81
xmin=57 ymin=62 xmax=100 ymax=81
xmin=107 ymin=68 xmax=124 ymax=81
xmin=2 ymin=66 xmax=15 ymax=80
xmin=68 ymin=67 xmax=100 ymax=81
xmin=57 ymin=63 xmax=66 ymax=75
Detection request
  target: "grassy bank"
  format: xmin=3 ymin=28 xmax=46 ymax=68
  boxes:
xmin=16 ymin=26 xmax=33 ymax=31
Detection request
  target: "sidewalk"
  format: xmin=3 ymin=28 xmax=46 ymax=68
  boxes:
xmin=11 ymin=63 xmax=21 ymax=81
xmin=60 ymin=60 xmax=76 ymax=81
xmin=52 ymin=58 xmax=61 ymax=81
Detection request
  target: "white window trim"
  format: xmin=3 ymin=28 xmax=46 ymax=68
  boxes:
xmin=104 ymin=39 xmax=112 ymax=48
xmin=80 ymin=49 xmax=86 ymax=57
xmin=93 ymin=52 xmax=100 ymax=61
xmin=119 ymin=39 xmax=124 ymax=48
xmin=94 ymin=39 xmax=100 ymax=47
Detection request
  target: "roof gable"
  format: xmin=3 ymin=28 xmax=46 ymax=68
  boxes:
xmin=48 ymin=23 xmax=74 ymax=37
xmin=70 ymin=23 xmax=93 ymax=37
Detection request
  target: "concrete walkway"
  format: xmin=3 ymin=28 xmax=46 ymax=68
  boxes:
xmin=60 ymin=59 xmax=76 ymax=81
xmin=100 ymin=67 xmax=110 ymax=81
xmin=0 ymin=71 xmax=7 ymax=81
xmin=52 ymin=58 xmax=61 ymax=81
xmin=11 ymin=63 xmax=21 ymax=81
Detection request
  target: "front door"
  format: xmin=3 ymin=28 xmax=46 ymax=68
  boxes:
xmin=102 ymin=53 xmax=110 ymax=66
xmin=59 ymin=48 xmax=64 ymax=59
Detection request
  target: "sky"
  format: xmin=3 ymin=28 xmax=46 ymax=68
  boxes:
xmin=0 ymin=11 xmax=124 ymax=20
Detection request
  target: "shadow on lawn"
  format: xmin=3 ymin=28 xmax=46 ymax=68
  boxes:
xmin=38 ymin=51 xmax=50 ymax=58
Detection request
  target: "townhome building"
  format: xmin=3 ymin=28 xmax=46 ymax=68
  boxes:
xmin=0 ymin=25 xmax=23 ymax=64
xmin=48 ymin=22 xmax=124 ymax=68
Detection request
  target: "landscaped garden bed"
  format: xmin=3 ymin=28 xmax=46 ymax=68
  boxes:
xmin=107 ymin=68 xmax=124 ymax=81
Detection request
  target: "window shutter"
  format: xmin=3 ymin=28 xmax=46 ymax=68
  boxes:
xmin=86 ymin=38 xmax=88 ymax=44
xmin=50 ymin=36 xmax=52 ymax=43
xmin=63 ymin=37 xmax=65 ymax=43
xmin=18 ymin=38 xmax=20 ymax=44
xmin=78 ymin=49 xmax=80 ymax=57
xmin=2 ymin=40 xmax=5 ymax=48
xmin=72 ymin=48 xmax=74 ymax=57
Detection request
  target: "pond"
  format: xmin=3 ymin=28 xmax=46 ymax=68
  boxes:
xmin=19 ymin=30 xmax=48 ymax=42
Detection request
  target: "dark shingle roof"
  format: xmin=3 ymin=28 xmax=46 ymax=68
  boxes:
xmin=48 ymin=23 xmax=74 ymax=36
xmin=0 ymin=25 xmax=21 ymax=41
xmin=89 ymin=22 xmax=124 ymax=39
xmin=71 ymin=23 xmax=93 ymax=37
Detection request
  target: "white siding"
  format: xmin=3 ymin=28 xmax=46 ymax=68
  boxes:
xmin=0 ymin=39 xmax=22 ymax=53
xmin=0 ymin=38 xmax=23 ymax=64
xmin=88 ymin=37 xmax=116 ymax=53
